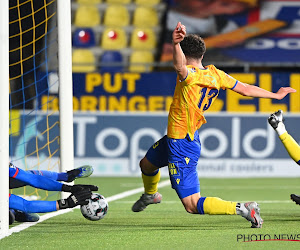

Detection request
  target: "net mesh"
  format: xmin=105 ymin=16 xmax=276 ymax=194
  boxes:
xmin=9 ymin=0 xmax=60 ymax=200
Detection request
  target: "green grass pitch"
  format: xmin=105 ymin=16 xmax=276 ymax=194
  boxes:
xmin=2 ymin=177 xmax=300 ymax=249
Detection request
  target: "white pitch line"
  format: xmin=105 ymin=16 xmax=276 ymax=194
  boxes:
xmin=0 ymin=209 xmax=73 ymax=240
xmin=1 ymin=180 xmax=170 ymax=240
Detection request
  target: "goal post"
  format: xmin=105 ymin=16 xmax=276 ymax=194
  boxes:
xmin=57 ymin=0 xmax=74 ymax=198
xmin=0 ymin=0 xmax=10 ymax=237
xmin=0 ymin=0 xmax=74 ymax=236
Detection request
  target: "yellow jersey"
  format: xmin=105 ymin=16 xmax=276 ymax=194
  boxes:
xmin=167 ymin=65 xmax=237 ymax=140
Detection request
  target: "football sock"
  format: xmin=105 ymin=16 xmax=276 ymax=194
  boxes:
xmin=197 ymin=197 xmax=237 ymax=215
xmin=142 ymin=169 xmax=160 ymax=195
xmin=279 ymin=132 xmax=300 ymax=165
xmin=275 ymin=121 xmax=286 ymax=136
xmin=28 ymin=170 xmax=59 ymax=181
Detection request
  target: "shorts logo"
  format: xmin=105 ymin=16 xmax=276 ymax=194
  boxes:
xmin=184 ymin=157 xmax=190 ymax=165
xmin=152 ymin=142 xmax=159 ymax=149
xmin=168 ymin=163 xmax=177 ymax=175
xmin=176 ymin=178 xmax=180 ymax=185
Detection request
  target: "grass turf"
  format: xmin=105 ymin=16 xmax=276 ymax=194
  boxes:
xmin=2 ymin=177 xmax=300 ymax=249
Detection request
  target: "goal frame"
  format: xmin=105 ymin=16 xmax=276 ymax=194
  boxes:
xmin=0 ymin=0 xmax=74 ymax=236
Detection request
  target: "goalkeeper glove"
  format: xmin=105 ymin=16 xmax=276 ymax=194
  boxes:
xmin=62 ymin=184 xmax=98 ymax=193
xmin=57 ymin=190 xmax=92 ymax=209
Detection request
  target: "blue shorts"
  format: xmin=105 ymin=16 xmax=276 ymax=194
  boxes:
xmin=145 ymin=131 xmax=201 ymax=199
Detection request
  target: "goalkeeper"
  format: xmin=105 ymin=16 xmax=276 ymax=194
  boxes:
xmin=9 ymin=164 xmax=97 ymax=224
xmin=268 ymin=110 xmax=300 ymax=205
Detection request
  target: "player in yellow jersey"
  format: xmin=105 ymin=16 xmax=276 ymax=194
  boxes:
xmin=132 ymin=22 xmax=296 ymax=228
xmin=268 ymin=110 xmax=300 ymax=205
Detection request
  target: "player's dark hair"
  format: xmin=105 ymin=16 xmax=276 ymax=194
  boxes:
xmin=180 ymin=34 xmax=206 ymax=60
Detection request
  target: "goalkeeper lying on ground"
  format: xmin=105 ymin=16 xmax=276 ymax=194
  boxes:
xmin=9 ymin=164 xmax=96 ymax=225
xmin=268 ymin=110 xmax=300 ymax=206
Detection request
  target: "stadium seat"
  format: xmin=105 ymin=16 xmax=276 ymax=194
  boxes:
xmin=77 ymin=0 xmax=102 ymax=3
xmin=129 ymin=51 xmax=154 ymax=72
xmin=101 ymin=27 xmax=127 ymax=50
xmin=135 ymin=0 xmax=160 ymax=5
xmin=74 ymin=5 xmax=101 ymax=27
xmin=106 ymin=0 xmax=131 ymax=4
xmin=73 ymin=28 xmax=96 ymax=47
xmin=130 ymin=28 xmax=156 ymax=50
xmin=103 ymin=4 xmax=130 ymax=27
xmin=132 ymin=6 xmax=159 ymax=28
xmin=72 ymin=49 xmax=96 ymax=72
xmin=100 ymin=51 xmax=123 ymax=72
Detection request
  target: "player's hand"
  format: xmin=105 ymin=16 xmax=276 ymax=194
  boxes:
xmin=275 ymin=87 xmax=296 ymax=100
xmin=172 ymin=22 xmax=186 ymax=45
xmin=57 ymin=190 xmax=92 ymax=209
xmin=62 ymin=184 xmax=98 ymax=193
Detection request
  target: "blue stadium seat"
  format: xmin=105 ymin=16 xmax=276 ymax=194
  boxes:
xmin=100 ymin=51 xmax=123 ymax=72
xmin=73 ymin=28 xmax=96 ymax=48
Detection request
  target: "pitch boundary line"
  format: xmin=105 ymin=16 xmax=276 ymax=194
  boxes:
xmin=1 ymin=180 xmax=170 ymax=240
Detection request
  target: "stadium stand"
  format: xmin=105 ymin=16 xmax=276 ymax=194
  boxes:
xmin=103 ymin=4 xmax=130 ymax=27
xmin=129 ymin=51 xmax=154 ymax=72
xmin=132 ymin=6 xmax=159 ymax=27
xmin=73 ymin=28 xmax=96 ymax=47
xmin=101 ymin=27 xmax=128 ymax=50
xmin=77 ymin=0 xmax=102 ymax=3
xmin=72 ymin=49 xmax=96 ymax=72
xmin=74 ymin=5 xmax=101 ymax=27
xmin=135 ymin=0 xmax=161 ymax=6
xmin=106 ymin=0 xmax=132 ymax=4
xmin=71 ymin=0 xmax=166 ymax=71
xmin=130 ymin=28 xmax=156 ymax=50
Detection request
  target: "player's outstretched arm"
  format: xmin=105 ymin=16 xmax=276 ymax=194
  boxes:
xmin=172 ymin=22 xmax=188 ymax=81
xmin=232 ymin=81 xmax=296 ymax=99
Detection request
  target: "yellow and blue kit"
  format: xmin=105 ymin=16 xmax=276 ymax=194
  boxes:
xmin=146 ymin=65 xmax=237 ymax=199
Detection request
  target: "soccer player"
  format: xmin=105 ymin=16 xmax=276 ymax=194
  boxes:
xmin=132 ymin=22 xmax=296 ymax=228
xmin=9 ymin=164 xmax=97 ymax=224
xmin=268 ymin=110 xmax=300 ymax=206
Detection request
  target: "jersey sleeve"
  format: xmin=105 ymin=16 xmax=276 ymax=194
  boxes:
xmin=178 ymin=66 xmax=197 ymax=85
xmin=9 ymin=165 xmax=20 ymax=178
xmin=217 ymin=69 xmax=238 ymax=90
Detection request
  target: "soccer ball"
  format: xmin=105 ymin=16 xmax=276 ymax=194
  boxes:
xmin=80 ymin=193 xmax=108 ymax=221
